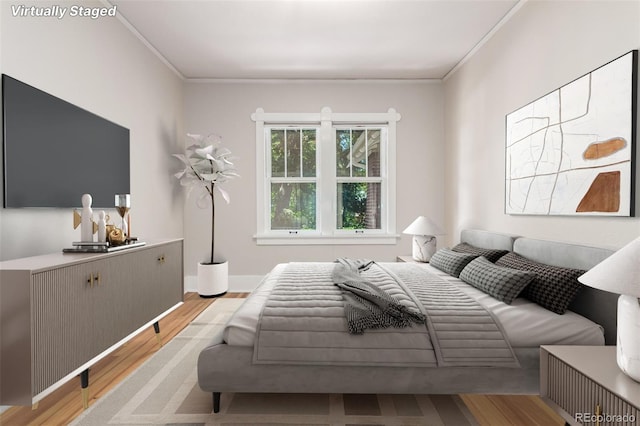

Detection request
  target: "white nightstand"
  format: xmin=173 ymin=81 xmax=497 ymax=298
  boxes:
xmin=396 ymin=255 xmax=428 ymax=263
xmin=540 ymin=345 xmax=640 ymax=425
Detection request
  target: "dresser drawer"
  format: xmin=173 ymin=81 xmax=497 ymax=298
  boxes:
xmin=546 ymin=354 xmax=639 ymax=425
xmin=541 ymin=346 xmax=640 ymax=426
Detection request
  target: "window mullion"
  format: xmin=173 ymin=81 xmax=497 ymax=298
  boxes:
xmin=365 ymin=129 xmax=369 ymax=178
xmin=283 ymin=129 xmax=288 ymax=177
xmin=349 ymin=129 xmax=353 ymax=178
xmin=271 ymin=177 xmax=316 ymax=183
xmin=299 ymin=129 xmax=304 ymax=178
xmin=320 ymin=118 xmax=334 ymax=236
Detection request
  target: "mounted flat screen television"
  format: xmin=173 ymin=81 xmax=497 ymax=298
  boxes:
xmin=2 ymin=74 xmax=130 ymax=208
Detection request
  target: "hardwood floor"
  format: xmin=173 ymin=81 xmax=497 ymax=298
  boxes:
xmin=0 ymin=292 xmax=564 ymax=426
xmin=461 ymin=394 xmax=564 ymax=425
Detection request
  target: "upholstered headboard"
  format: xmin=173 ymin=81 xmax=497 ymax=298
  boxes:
xmin=513 ymin=237 xmax=617 ymax=345
xmin=460 ymin=229 xmax=518 ymax=251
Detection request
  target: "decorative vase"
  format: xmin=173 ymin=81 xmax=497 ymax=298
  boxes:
xmin=197 ymin=261 xmax=228 ymax=298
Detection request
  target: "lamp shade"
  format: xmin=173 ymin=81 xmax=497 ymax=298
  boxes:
xmin=402 ymin=216 xmax=444 ymax=236
xmin=579 ymin=236 xmax=640 ymax=383
xmin=577 ymin=236 xmax=640 ymax=297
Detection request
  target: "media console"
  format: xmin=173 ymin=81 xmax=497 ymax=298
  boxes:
xmin=0 ymin=239 xmax=184 ymax=407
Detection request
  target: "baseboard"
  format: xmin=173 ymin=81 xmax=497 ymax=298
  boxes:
xmin=183 ymin=275 xmax=264 ymax=293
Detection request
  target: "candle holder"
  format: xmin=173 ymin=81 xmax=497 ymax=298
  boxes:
xmin=115 ymin=194 xmax=130 ymax=239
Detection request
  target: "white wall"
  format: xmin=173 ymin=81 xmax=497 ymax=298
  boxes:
xmin=444 ymin=0 xmax=640 ymax=249
xmin=8 ymin=0 xmax=632 ymax=292
xmin=183 ymin=81 xmax=444 ymax=287
xmin=0 ymin=1 xmax=184 ymax=261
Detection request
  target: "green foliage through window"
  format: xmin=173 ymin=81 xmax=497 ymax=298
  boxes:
xmin=271 ymin=183 xmax=316 ymax=230
xmin=269 ymin=127 xmax=318 ymax=231
xmin=337 ymin=182 xmax=381 ymax=230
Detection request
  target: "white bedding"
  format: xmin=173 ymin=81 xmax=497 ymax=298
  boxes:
xmin=223 ymin=262 xmax=605 ymax=348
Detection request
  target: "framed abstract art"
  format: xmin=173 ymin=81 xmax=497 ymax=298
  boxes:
xmin=505 ymin=50 xmax=638 ymax=216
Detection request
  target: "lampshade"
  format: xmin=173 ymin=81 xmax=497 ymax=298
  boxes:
xmin=577 ymin=236 xmax=640 ymax=297
xmin=402 ymin=216 xmax=444 ymax=236
xmin=579 ymin=236 xmax=640 ymax=383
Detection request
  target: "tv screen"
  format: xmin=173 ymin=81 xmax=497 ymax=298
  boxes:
xmin=2 ymin=74 xmax=130 ymax=208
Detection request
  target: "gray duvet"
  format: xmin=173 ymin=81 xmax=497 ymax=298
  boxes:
xmin=253 ymin=261 xmax=519 ymax=368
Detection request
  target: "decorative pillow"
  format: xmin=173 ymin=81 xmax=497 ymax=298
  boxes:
xmin=429 ymin=249 xmax=478 ymax=278
xmin=496 ymin=252 xmax=585 ymax=314
xmin=451 ymin=242 xmax=509 ymax=263
xmin=459 ymin=257 xmax=536 ymax=304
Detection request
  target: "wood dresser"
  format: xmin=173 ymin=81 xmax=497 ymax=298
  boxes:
xmin=0 ymin=239 xmax=183 ymax=407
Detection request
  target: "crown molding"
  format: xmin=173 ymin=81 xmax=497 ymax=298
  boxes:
xmin=187 ymin=78 xmax=442 ymax=84
xmin=101 ymin=0 xmax=185 ymax=81
xmin=442 ymin=0 xmax=527 ymax=82
xmin=103 ymin=0 xmax=524 ymax=84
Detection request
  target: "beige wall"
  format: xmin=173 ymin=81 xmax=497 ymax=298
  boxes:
xmin=183 ymin=81 xmax=445 ymax=280
xmin=0 ymin=1 xmax=184 ymax=261
xmin=444 ymin=0 xmax=640 ymax=249
xmin=4 ymin=0 xmax=637 ymax=287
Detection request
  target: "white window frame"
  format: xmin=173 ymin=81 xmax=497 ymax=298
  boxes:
xmin=264 ymin=125 xmax=321 ymax=237
xmin=333 ymin=125 xmax=387 ymax=236
xmin=253 ymin=107 xmax=400 ymax=245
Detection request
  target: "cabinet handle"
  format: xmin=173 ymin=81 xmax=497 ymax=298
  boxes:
xmin=87 ymin=273 xmax=101 ymax=287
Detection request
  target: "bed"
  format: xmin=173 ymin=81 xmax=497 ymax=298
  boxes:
xmin=197 ymin=229 xmax=617 ymax=412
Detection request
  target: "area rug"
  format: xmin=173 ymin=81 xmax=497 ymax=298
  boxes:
xmin=71 ymin=298 xmax=479 ymax=426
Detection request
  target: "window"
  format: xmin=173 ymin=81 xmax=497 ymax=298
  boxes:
xmin=335 ymin=126 xmax=385 ymax=231
xmin=268 ymin=127 xmax=318 ymax=231
xmin=253 ymin=107 xmax=400 ymax=245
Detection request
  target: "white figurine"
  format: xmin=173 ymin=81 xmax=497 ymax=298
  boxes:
xmin=80 ymin=194 xmax=94 ymax=242
xmin=97 ymin=210 xmax=107 ymax=243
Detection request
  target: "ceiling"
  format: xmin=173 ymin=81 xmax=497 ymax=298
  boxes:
xmin=110 ymin=0 xmax=521 ymax=80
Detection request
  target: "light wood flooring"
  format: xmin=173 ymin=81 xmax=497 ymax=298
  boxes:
xmin=1 ymin=292 xmax=564 ymax=426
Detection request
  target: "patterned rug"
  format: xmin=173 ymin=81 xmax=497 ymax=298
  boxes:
xmin=71 ymin=298 xmax=479 ymax=426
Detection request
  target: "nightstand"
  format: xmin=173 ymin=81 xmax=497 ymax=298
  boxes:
xmin=396 ymin=255 xmax=427 ymax=263
xmin=540 ymin=345 xmax=640 ymax=426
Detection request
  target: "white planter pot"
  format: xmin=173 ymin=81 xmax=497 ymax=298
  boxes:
xmin=197 ymin=261 xmax=228 ymax=298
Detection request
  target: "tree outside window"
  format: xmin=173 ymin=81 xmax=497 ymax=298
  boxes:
xmin=269 ymin=128 xmax=317 ymax=230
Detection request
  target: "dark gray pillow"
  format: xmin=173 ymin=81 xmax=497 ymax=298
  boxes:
xmin=459 ymin=257 xmax=536 ymax=304
xmin=496 ymin=252 xmax=585 ymax=314
xmin=451 ymin=242 xmax=509 ymax=263
xmin=429 ymin=249 xmax=478 ymax=278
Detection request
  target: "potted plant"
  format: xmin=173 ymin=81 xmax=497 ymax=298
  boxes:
xmin=173 ymin=133 xmax=238 ymax=297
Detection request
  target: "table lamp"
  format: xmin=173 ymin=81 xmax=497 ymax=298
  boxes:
xmin=578 ymin=236 xmax=640 ymax=382
xmin=402 ymin=216 xmax=444 ymax=262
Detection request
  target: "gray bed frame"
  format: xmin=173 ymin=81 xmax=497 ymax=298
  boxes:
xmin=197 ymin=229 xmax=617 ymax=413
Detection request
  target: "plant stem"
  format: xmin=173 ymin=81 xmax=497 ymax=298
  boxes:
xmin=211 ymin=181 xmax=215 ymax=265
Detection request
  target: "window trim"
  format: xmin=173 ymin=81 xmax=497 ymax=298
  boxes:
xmin=253 ymin=107 xmax=400 ymax=245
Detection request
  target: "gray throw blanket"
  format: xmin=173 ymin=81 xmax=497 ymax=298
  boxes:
xmin=333 ymin=258 xmax=426 ymax=334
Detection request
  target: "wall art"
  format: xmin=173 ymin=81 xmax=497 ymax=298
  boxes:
xmin=505 ymin=50 xmax=637 ymax=216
